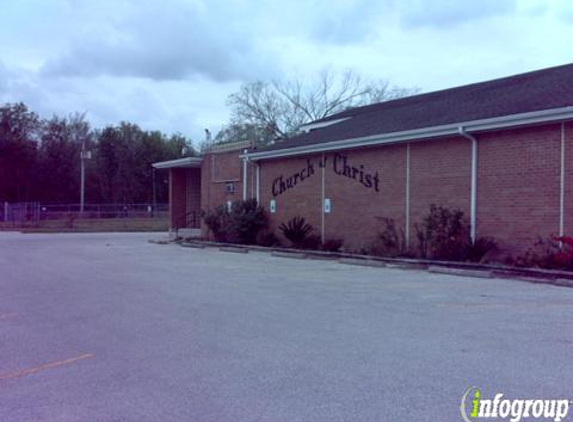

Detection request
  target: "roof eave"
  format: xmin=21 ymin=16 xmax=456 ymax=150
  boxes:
xmin=298 ymin=117 xmax=351 ymax=133
xmin=152 ymin=157 xmax=203 ymax=169
xmin=243 ymin=106 xmax=573 ymax=161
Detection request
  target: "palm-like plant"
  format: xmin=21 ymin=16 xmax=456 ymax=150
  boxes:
xmin=279 ymin=216 xmax=315 ymax=248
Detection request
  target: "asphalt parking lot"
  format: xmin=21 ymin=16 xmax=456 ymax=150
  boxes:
xmin=1 ymin=232 xmax=573 ymax=422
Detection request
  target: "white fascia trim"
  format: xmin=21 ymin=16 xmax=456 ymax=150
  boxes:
xmin=299 ymin=117 xmax=351 ymax=133
xmin=152 ymin=157 xmax=202 ymax=169
xmin=243 ymin=106 xmax=573 ymax=161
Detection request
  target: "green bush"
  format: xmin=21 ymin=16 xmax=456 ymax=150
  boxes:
xmin=279 ymin=216 xmax=315 ymax=248
xmin=230 ymin=199 xmax=268 ymax=244
xmin=414 ymin=205 xmax=466 ymax=260
xmin=322 ymin=238 xmax=344 ymax=252
xmin=464 ymin=236 xmax=497 ymax=263
xmin=202 ymin=206 xmax=229 ymax=241
xmin=256 ymin=230 xmax=280 ymax=247
xmin=414 ymin=204 xmax=496 ymax=262
xmin=517 ymin=236 xmax=573 ymax=270
xmin=373 ymin=217 xmax=407 ymax=257
xmin=202 ymin=199 xmax=268 ymax=244
xmin=301 ymin=234 xmax=322 ymax=250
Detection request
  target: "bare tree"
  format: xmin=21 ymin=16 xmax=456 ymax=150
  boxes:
xmin=226 ymin=69 xmax=418 ymax=145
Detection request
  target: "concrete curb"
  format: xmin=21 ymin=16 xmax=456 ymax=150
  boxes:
xmin=510 ymin=276 xmax=552 ymax=284
xmin=305 ymin=254 xmax=340 ymax=261
xmin=148 ymin=239 xmax=171 ymax=245
xmin=180 ymin=242 xmax=205 ymax=249
xmin=428 ymin=266 xmax=493 ymax=279
xmin=220 ymin=246 xmax=249 ymax=254
xmin=339 ymin=258 xmax=387 ymax=268
xmin=174 ymin=238 xmax=573 ymax=288
xmin=271 ymin=252 xmax=306 ymax=260
xmin=554 ymin=279 xmax=573 ymax=287
xmin=386 ymin=262 xmax=428 ymax=270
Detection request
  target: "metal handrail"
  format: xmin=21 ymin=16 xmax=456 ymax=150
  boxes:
xmin=174 ymin=210 xmax=199 ymax=236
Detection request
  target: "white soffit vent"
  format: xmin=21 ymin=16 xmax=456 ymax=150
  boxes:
xmin=299 ymin=117 xmax=351 ymax=133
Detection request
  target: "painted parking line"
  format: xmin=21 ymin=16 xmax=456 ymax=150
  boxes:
xmin=0 ymin=353 xmax=94 ymax=381
xmin=0 ymin=312 xmax=17 ymax=320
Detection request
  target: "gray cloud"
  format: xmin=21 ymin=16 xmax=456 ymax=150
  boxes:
xmin=306 ymin=0 xmax=386 ymax=44
xmin=0 ymin=62 xmax=9 ymax=93
xmin=41 ymin=0 xmax=276 ymax=82
xmin=2 ymin=0 xmax=572 ymax=145
xmin=0 ymin=56 xmax=230 ymax=143
xmin=396 ymin=0 xmax=517 ymax=28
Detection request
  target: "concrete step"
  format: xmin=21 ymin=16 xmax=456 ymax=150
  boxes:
xmin=177 ymin=228 xmax=201 ymax=238
xmin=339 ymin=258 xmax=386 ymax=268
xmin=180 ymin=242 xmax=205 ymax=249
xmin=219 ymin=246 xmax=248 ymax=254
xmin=428 ymin=266 xmax=493 ymax=279
xmin=271 ymin=251 xmax=307 ymax=260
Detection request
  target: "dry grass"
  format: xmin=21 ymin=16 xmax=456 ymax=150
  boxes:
xmin=0 ymin=218 xmax=169 ymax=233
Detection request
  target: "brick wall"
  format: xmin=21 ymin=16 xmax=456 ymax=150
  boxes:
xmin=170 ymin=168 xmax=186 ymax=229
xmin=409 ymin=136 xmax=472 ymax=247
xmin=477 ymin=124 xmax=564 ymax=253
xmin=185 ymin=168 xmax=202 ymax=228
xmin=256 ymin=140 xmax=471 ymax=250
xmin=201 ymin=148 xmax=247 ymax=237
xmin=565 ymin=122 xmax=573 ymax=242
xmin=199 ymin=123 xmax=569 ymax=254
xmin=324 ymin=145 xmax=406 ymax=250
xmin=259 ymin=154 xmax=323 ymax=240
xmin=201 ymin=151 xmax=244 ymax=209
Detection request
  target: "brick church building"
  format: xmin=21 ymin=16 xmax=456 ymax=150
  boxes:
xmin=154 ymin=63 xmax=573 ymax=254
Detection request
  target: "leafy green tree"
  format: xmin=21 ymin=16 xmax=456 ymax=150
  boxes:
xmin=0 ymin=101 xmax=196 ymax=205
xmin=37 ymin=114 xmax=93 ymax=203
xmin=0 ymin=103 xmax=40 ymax=201
xmin=93 ymin=123 xmax=195 ymax=203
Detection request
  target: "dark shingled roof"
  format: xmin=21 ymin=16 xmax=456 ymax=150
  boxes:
xmin=254 ymin=63 xmax=573 ymax=153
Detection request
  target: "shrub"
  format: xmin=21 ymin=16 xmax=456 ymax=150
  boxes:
xmin=414 ymin=205 xmax=467 ymax=260
xmin=322 ymin=238 xmax=344 ymax=252
xmin=279 ymin=216 xmax=315 ymax=248
xmin=229 ymin=199 xmax=268 ymax=244
xmin=301 ymin=234 xmax=322 ymax=250
xmin=517 ymin=235 xmax=573 ymax=270
xmin=373 ymin=217 xmax=407 ymax=257
xmin=202 ymin=199 xmax=267 ymax=244
xmin=415 ymin=205 xmax=496 ymax=262
xmin=256 ymin=230 xmax=280 ymax=247
xmin=464 ymin=236 xmax=497 ymax=263
xmin=202 ymin=205 xmax=229 ymax=241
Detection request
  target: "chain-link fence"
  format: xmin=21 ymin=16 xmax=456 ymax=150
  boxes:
xmin=1 ymin=202 xmax=40 ymax=226
xmin=0 ymin=202 xmax=169 ymax=229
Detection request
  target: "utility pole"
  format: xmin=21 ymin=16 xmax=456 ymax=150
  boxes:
xmin=80 ymin=143 xmax=91 ymax=213
xmin=152 ymin=167 xmax=157 ymax=216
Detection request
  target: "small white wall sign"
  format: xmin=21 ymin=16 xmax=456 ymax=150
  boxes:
xmin=324 ymin=198 xmax=331 ymax=213
xmin=270 ymin=199 xmax=276 ymax=213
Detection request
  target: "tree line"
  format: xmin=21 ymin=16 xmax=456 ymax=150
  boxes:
xmin=0 ymin=102 xmax=195 ymax=204
xmin=1 ymin=70 xmax=416 ymax=205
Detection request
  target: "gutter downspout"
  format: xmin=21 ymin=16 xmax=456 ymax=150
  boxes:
xmin=321 ymin=152 xmax=325 ymax=244
xmin=242 ymin=150 xmax=248 ymax=201
xmin=255 ymin=162 xmax=261 ymax=203
xmin=458 ymin=127 xmax=477 ymax=244
xmin=560 ymin=122 xmax=566 ymax=238
xmin=405 ymin=143 xmax=410 ymax=249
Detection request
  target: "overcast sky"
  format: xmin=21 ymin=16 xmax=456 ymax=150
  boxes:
xmin=2 ymin=0 xmax=573 ymax=144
